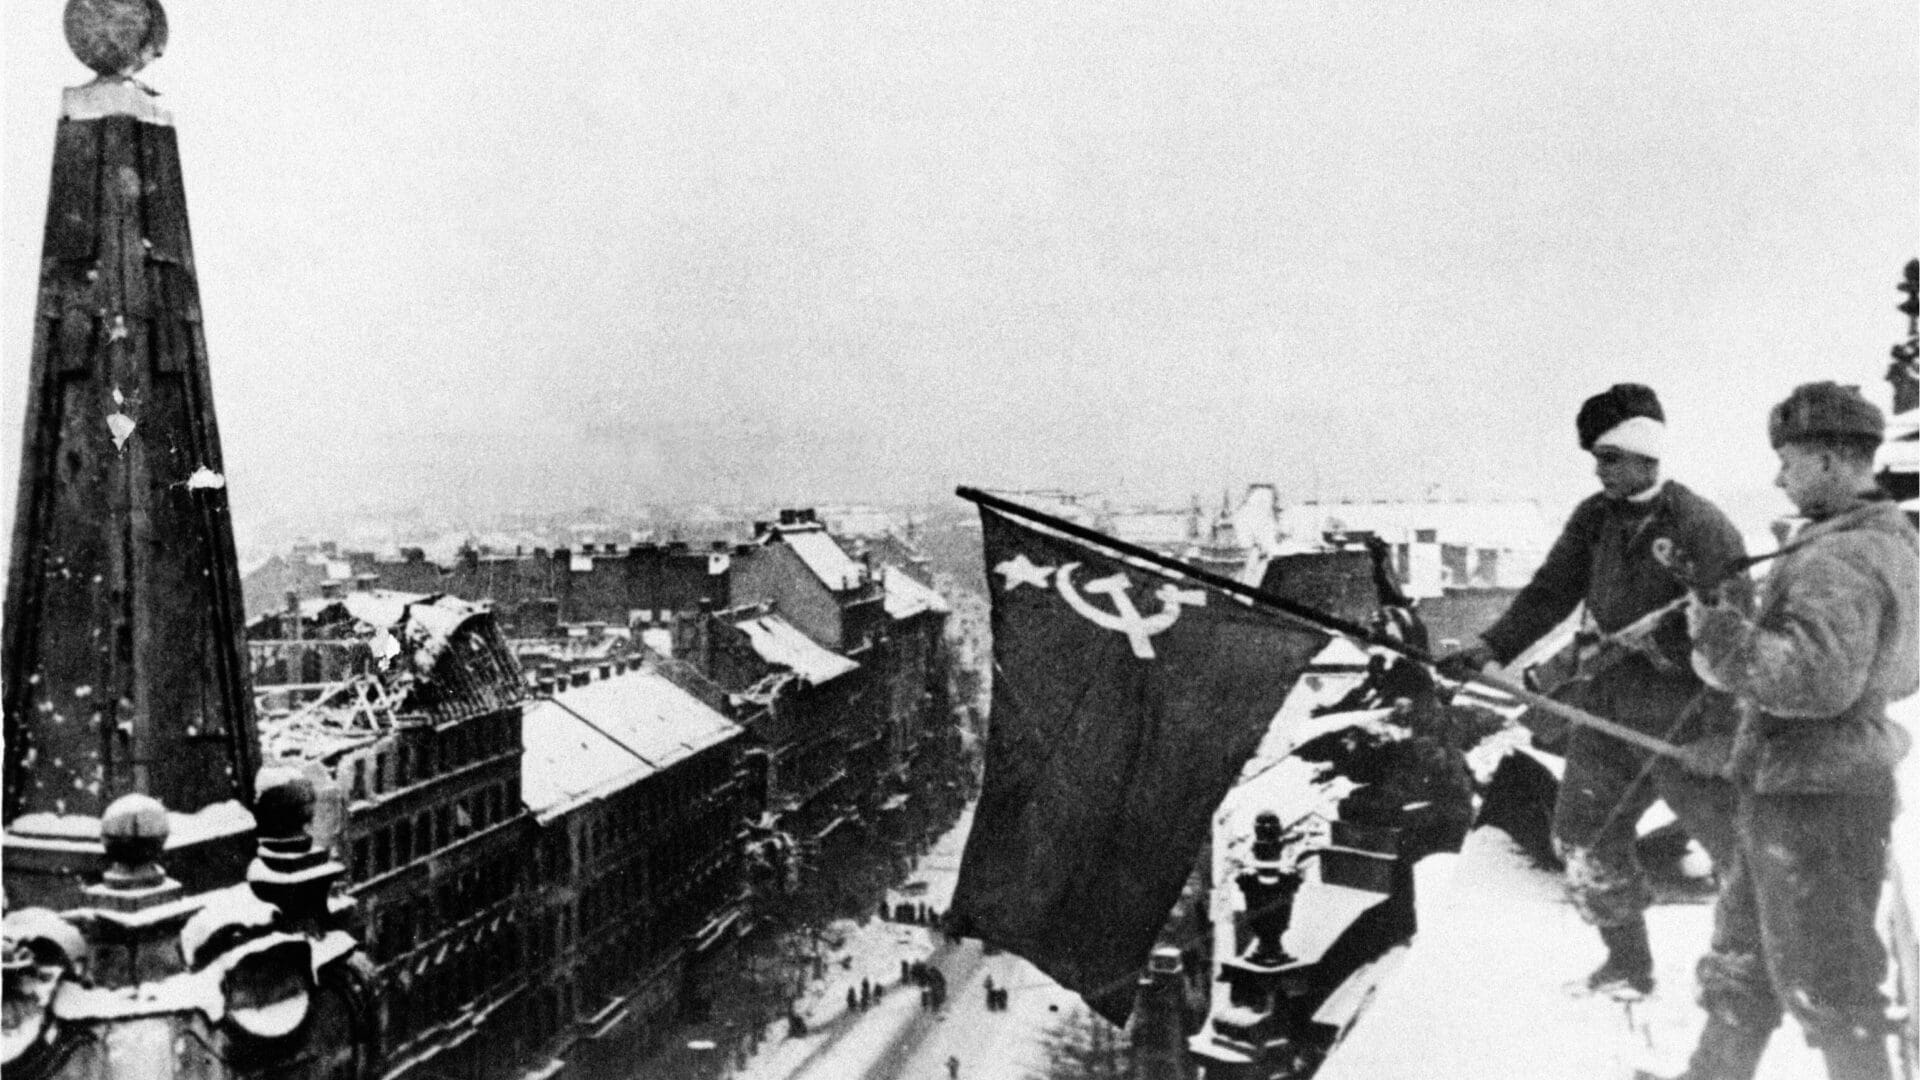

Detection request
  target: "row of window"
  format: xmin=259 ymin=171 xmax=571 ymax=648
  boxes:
xmin=570 ymin=816 xmax=736 ymax=941
xmin=531 ymin=855 xmax=733 ymax=982
xmin=380 ymin=919 xmax=521 ymax=1054
xmin=367 ymin=850 xmax=519 ymax=964
xmin=530 ymin=838 xmax=733 ymax=968
xmin=349 ymin=780 xmax=517 ymax=883
xmin=576 ymin=753 xmax=735 ymax=867
xmin=516 ymin=937 xmax=683 ymax=1067
xmin=348 ymin=710 xmax=519 ymax=802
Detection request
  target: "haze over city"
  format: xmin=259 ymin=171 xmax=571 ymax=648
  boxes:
xmin=4 ymin=1 xmax=1916 ymax=543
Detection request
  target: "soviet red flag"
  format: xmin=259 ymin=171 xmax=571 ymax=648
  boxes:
xmin=949 ymin=507 xmax=1331 ymax=1024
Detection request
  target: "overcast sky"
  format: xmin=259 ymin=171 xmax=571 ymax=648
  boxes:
xmin=3 ymin=1 xmax=1916 ymax=543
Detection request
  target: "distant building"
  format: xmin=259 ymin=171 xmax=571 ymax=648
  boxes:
xmin=734 ymin=509 xmax=888 ymax=657
xmin=678 ymin=601 xmax=866 ymax=849
xmin=1287 ymin=498 xmax=1554 ymax=597
xmin=248 ymin=588 xmax=757 ymax=1079
xmin=250 ymin=591 xmax=533 ymax=1075
xmin=239 ymin=508 xmax=973 ymax=1075
xmin=326 ymin=541 xmax=745 ymax=636
xmin=517 ymin=663 xmax=750 ymax=1072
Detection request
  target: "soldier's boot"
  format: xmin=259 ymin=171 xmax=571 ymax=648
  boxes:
xmin=1818 ymin=1034 xmax=1892 ymax=1080
xmin=1588 ymin=915 xmax=1655 ymax=997
xmin=1632 ymin=1015 xmax=1769 ymax=1080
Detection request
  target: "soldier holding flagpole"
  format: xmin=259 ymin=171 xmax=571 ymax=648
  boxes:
xmin=1437 ymin=384 xmax=1750 ymax=998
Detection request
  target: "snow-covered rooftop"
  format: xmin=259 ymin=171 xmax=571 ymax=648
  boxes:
xmin=817 ymin=505 xmax=899 ymax=539
xmin=310 ymin=557 xmax=351 ymax=580
xmin=880 ymin=565 xmax=951 ymax=620
xmin=1106 ymin=510 xmax=1195 ymax=547
xmin=732 ymin=613 xmax=859 ymax=684
xmin=779 ymin=527 xmax=866 ymax=591
xmin=1291 ymin=498 xmax=1554 ymax=552
xmin=521 ymin=668 xmax=743 ymax=821
xmin=1314 ymin=825 xmax=1829 ymax=1080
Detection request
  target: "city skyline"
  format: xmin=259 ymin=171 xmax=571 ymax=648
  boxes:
xmin=4 ymin=2 xmax=1916 ymax=545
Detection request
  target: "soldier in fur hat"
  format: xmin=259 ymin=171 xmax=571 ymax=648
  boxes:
xmin=1438 ymin=383 xmax=1749 ymax=998
xmin=1648 ymin=382 xmax=1917 ymax=1080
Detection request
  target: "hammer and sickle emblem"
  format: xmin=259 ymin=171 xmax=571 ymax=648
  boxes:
xmin=1054 ymin=562 xmax=1207 ymax=659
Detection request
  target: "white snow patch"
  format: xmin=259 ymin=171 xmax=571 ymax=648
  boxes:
xmin=106 ymin=412 xmax=136 ymax=449
xmin=9 ymin=812 xmax=102 ymax=839
xmin=1314 ymin=827 xmax=1825 ymax=1080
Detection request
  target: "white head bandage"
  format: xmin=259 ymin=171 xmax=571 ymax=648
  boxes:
xmin=1591 ymin=415 xmax=1665 ymax=460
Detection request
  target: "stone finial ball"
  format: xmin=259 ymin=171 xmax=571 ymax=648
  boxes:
xmin=64 ymin=0 xmax=168 ymax=78
xmin=101 ymin=792 xmax=170 ymax=865
xmin=252 ymin=766 xmax=317 ymax=840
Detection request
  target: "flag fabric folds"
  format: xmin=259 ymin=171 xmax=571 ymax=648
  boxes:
xmin=950 ymin=507 xmax=1332 ymax=1024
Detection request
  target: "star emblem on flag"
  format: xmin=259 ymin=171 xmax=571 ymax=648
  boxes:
xmin=993 ymin=553 xmax=1053 ymax=591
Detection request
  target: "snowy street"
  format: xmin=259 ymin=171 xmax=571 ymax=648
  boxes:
xmin=721 ymin=805 xmax=1091 ymax=1080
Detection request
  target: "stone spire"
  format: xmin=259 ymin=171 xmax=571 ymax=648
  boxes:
xmin=3 ymin=0 xmax=259 ymax=830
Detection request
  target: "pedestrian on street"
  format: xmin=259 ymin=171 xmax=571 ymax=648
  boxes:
xmin=947 ymin=1054 xmax=961 ymax=1079
xmin=1437 ymin=383 xmax=1749 ymax=998
xmin=1650 ymin=382 xmax=1916 ymax=1080
xmin=860 ymin=978 xmax=871 ymax=1009
xmin=847 ymin=987 xmax=858 ymax=1014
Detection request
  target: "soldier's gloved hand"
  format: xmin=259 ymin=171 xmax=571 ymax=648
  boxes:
xmin=1433 ymin=641 xmax=1495 ymax=682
